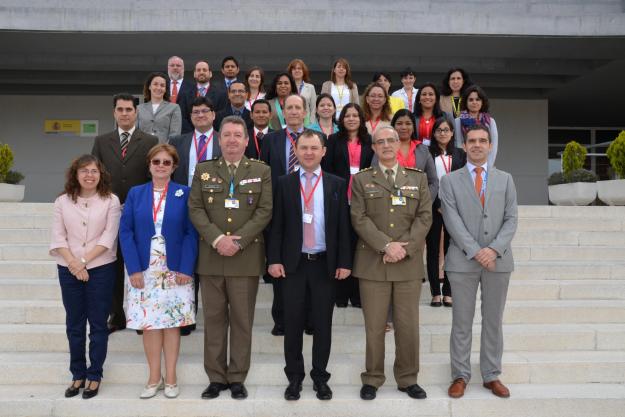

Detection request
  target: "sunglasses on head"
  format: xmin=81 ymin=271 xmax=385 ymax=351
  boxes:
xmin=151 ymin=159 xmax=173 ymax=167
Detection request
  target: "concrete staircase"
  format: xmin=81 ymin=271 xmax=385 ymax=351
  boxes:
xmin=0 ymin=203 xmax=624 ymax=417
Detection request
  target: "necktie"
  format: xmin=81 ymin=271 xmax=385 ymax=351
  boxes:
xmin=385 ymin=168 xmax=395 ymax=189
xmin=256 ymin=131 xmax=264 ymax=142
xmin=226 ymin=80 xmax=232 ymax=89
xmin=198 ymin=134 xmax=207 ymax=161
xmin=287 ymin=132 xmax=299 ymax=173
xmin=170 ymin=80 xmax=178 ymax=103
xmin=474 ymin=166 xmax=485 ymax=207
xmin=199 ymin=87 xmax=206 ymax=97
xmin=303 ymin=172 xmax=315 ymax=250
xmin=228 ymin=164 xmax=236 ymax=183
xmin=120 ymin=132 xmax=130 ymax=158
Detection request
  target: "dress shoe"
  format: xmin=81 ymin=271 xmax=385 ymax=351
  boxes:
xmin=448 ymin=378 xmax=467 ymax=398
xmin=271 ymin=325 xmax=285 ymax=336
xmin=82 ymin=381 xmax=100 ymax=399
xmin=140 ymin=378 xmax=164 ymax=399
xmin=351 ymin=301 xmax=362 ymax=308
xmin=359 ymin=384 xmax=377 ymax=400
xmin=313 ymin=381 xmax=333 ymax=400
xmin=483 ymin=380 xmax=510 ymax=398
xmin=304 ymin=327 xmax=314 ymax=335
xmin=335 ymin=302 xmax=348 ymax=308
xmin=398 ymin=384 xmax=427 ymax=399
xmin=107 ymin=323 xmax=126 ymax=334
xmin=136 ymin=330 xmax=143 ymax=335
xmin=180 ymin=327 xmax=192 ymax=336
xmin=230 ymin=382 xmax=248 ymax=399
xmin=164 ymin=383 xmax=179 ymax=398
xmin=430 ymin=297 xmax=442 ymax=307
xmin=64 ymin=379 xmax=85 ymax=398
xmin=284 ymin=381 xmax=302 ymax=400
xmin=201 ymin=382 xmax=229 ymax=399
xmin=443 ymin=297 xmax=453 ymax=307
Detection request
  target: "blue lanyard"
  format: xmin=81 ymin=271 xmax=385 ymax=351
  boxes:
xmin=229 ymin=177 xmax=235 ymax=198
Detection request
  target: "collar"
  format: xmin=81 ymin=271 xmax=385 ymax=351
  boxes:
xmin=231 ymin=104 xmax=246 ymax=114
xmin=195 ymin=127 xmax=214 ymax=138
xmin=170 ymin=77 xmax=183 ymax=84
xmin=286 ymin=126 xmax=304 ymax=136
xmin=223 ymin=159 xmax=242 ymax=168
xmin=466 ymin=160 xmax=488 ymax=174
xmin=300 ymin=166 xmax=322 ymax=179
xmin=196 ymin=82 xmax=210 ymax=89
xmin=378 ymin=162 xmax=399 ymax=176
xmin=254 ymin=126 xmax=269 ymax=135
xmin=118 ymin=126 xmax=136 ymax=137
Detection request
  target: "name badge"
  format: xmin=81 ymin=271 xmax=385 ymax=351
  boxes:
xmin=422 ymin=138 xmax=431 ymax=146
xmin=302 ymin=213 xmax=313 ymax=224
xmin=391 ymin=196 xmax=407 ymax=206
xmin=294 ymin=164 xmax=301 ymax=172
xmin=225 ymin=198 xmax=239 ymax=209
xmin=350 ymin=166 xmax=359 ymax=175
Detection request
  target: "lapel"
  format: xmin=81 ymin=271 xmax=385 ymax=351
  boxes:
xmin=278 ymin=130 xmax=287 ymax=173
xmin=215 ymin=157 xmax=231 ymax=186
xmin=212 ymin=131 xmax=221 ymax=158
xmin=371 ymin=167 xmax=393 ymax=193
xmin=160 ymin=181 xmax=177 ymax=237
xmin=358 ymin=140 xmax=368 ymax=169
xmin=338 ymin=140 xmax=349 ymax=170
xmin=233 ymin=157 xmax=251 ymax=192
xmin=181 ymin=133 xmax=193 ymax=169
xmin=290 ymin=172 xmax=303 ymax=222
xmin=322 ymin=170 xmax=330 ymax=225
xmin=107 ymin=132 xmax=123 ymax=161
xmin=461 ymin=165 xmax=483 ymax=211
xmin=394 ymin=166 xmax=409 ymax=190
xmin=484 ymin=166 xmax=496 ymax=209
xmin=124 ymin=130 xmax=142 ymax=161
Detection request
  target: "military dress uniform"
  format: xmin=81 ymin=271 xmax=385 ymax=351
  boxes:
xmin=188 ymin=156 xmax=272 ymax=385
xmin=350 ymin=164 xmax=432 ymax=389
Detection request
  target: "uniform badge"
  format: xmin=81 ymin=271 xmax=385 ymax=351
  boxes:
xmin=247 ymin=196 xmax=254 ymax=205
xmin=208 ymin=196 xmax=214 ymax=204
xmin=201 ymin=173 xmax=210 ymax=181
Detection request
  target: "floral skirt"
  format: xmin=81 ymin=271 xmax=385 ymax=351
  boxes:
xmin=125 ymin=235 xmax=196 ymax=330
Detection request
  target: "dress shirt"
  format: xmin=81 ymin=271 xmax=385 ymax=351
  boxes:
xmin=300 ymin=166 xmax=326 ymax=253
xmin=50 ymin=193 xmax=121 ymax=269
xmin=466 ymin=160 xmax=488 ymax=197
xmin=196 ymin=82 xmax=210 ymax=96
xmin=285 ymin=126 xmax=304 ymax=172
xmin=330 ymin=83 xmax=351 ymax=118
xmin=188 ymin=128 xmax=215 ymax=186
xmin=254 ymin=126 xmax=269 ymax=136
xmin=435 ymin=153 xmax=453 ymax=180
xmin=117 ymin=126 xmax=136 ymax=142
xmin=170 ymin=78 xmax=183 ymax=96
xmin=391 ymin=87 xmax=419 ymax=111
xmin=230 ymin=105 xmax=246 ymax=116
xmin=378 ymin=162 xmax=399 ymax=185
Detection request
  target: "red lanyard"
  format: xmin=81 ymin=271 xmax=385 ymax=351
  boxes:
xmin=247 ymin=91 xmax=260 ymax=110
xmin=152 ymin=182 xmax=169 ymax=222
xmin=299 ymin=171 xmax=323 ymax=210
xmin=369 ymin=117 xmax=381 ymax=132
xmin=193 ymin=131 xmax=213 ymax=162
xmin=286 ymin=129 xmax=298 ymax=148
xmin=253 ymin=129 xmax=264 ymax=156
xmin=440 ymin=154 xmax=452 ymax=174
xmin=407 ymin=90 xmax=413 ymax=112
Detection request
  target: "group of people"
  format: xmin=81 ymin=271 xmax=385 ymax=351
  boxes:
xmin=49 ymin=55 xmax=517 ymax=403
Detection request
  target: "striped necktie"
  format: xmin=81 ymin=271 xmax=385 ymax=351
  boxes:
xmin=120 ymin=132 xmax=130 ymax=158
xmin=287 ymin=131 xmax=299 ymax=173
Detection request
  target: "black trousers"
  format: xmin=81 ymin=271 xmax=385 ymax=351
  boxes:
xmin=108 ymin=245 xmax=126 ymax=327
xmin=282 ymin=254 xmax=335 ymax=384
xmin=425 ymin=207 xmax=452 ymax=297
xmin=335 ymin=226 xmax=360 ymax=306
xmin=272 ymin=276 xmax=313 ymax=330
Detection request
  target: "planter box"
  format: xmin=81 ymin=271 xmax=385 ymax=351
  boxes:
xmin=597 ymin=179 xmax=625 ymax=206
xmin=548 ymin=182 xmax=596 ymax=206
xmin=0 ymin=183 xmax=25 ymax=202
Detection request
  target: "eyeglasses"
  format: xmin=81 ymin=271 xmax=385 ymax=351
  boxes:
xmin=435 ymin=128 xmax=452 ymax=134
xmin=151 ymin=159 xmax=173 ymax=166
xmin=191 ymin=108 xmax=213 ymax=116
xmin=373 ymin=137 xmax=399 ymax=146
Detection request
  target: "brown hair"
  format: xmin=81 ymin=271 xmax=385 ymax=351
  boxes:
xmin=146 ymin=144 xmax=180 ymax=167
xmin=287 ymin=59 xmax=311 ymax=83
xmin=245 ymin=66 xmax=266 ymax=93
xmin=330 ymin=58 xmax=354 ymax=89
xmin=361 ymin=83 xmax=392 ymax=122
xmin=142 ymin=72 xmax=170 ymax=103
xmin=63 ymin=155 xmax=112 ymax=203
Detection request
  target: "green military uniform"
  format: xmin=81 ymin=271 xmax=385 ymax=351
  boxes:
xmin=350 ymin=164 xmax=432 ymax=389
xmin=188 ymin=155 xmax=272 ymax=385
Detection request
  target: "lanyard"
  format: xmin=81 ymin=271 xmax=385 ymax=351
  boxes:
xmin=193 ymin=131 xmax=213 ymax=162
xmin=247 ymin=91 xmax=260 ymax=109
xmin=299 ymin=81 xmax=305 ymax=94
xmin=299 ymin=171 xmax=323 ymax=210
xmin=369 ymin=117 xmax=381 ymax=133
xmin=440 ymin=154 xmax=452 ymax=174
xmin=152 ymin=182 xmax=169 ymax=222
xmin=451 ymin=96 xmax=462 ymax=117
xmin=253 ymin=129 xmax=262 ymax=156
xmin=286 ymin=129 xmax=298 ymax=148
xmin=275 ymin=98 xmax=286 ymax=127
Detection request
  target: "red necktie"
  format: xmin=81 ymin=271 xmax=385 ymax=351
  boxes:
xmin=474 ymin=166 xmax=484 ymax=207
xmin=170 ymin=80 xmax=178 ymax=103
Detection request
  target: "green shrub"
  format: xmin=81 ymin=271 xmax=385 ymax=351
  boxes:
xmin=4 ymin=170 xmax=24 ymax=185
xmin=548 ymin=169 xmax=597 ymax=185
xmin=562 ymin=141 xmax=586 ymax=177
xmin=606 ymin=130 xmax=625 ymax=179
xmin=0 ymin=143 xmax=13 ymax=183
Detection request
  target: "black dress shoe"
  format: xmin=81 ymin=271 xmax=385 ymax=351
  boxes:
xmin=82 ymin=381 xmax=100 ymax=399
xmin=304 ymin=327 xmax=314 ymax=335
xmin=335 ymin=302 xmax=348 ymax=308
xmin=136 ymin=330 xmax=143 ymax=335
xmin=201 ymin=382 xmax=229 ymax=399
xmin=230 ymin=382 xmax=248 ymax=399
xmin=271 ymin=325 xmax=285 ymax=336
xmin=107 ymin=323 xmax=126 ymax=334
xmin=443 ymin=297 xmax=453 ymax=308
xmin=284 ymin=381 xmax=302 ymax=400
xmin=360 ymin=384 xmax=377 ymax=400
xmin=430 ymin=299 xmax=443 ymax=307
xmin=351 ymin=301 xmax=362 ymax=308
xmin=313 ymin=381 xmax=333 ymax=400
xmin=399 ymin=384 xmax=427 ymax=399
xmin=64 ymin=380 xmax=85 ymax=398
xmin=180 ymin=327 xmax=192 ymax=336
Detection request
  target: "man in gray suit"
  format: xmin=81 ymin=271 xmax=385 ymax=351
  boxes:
xmin=439 ymin=124 xmax=518 ymax=399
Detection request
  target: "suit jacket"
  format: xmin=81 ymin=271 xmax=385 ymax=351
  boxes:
xmin=136 ymin=101 xmax=182 ymax=143
xmin=245 ymin=127 xmax=274 ymax=160
xmin=91 ymin=129 xmax=159 ymax=203
xmin=214 ymin=105 xmax=252 ymax=132
xmin=322 ymin=133 xmax=374 ymax=182
xmin=119 ymin=181 xmax=198 ymax=276
xmin=430 ymin=146 xmax=466 ymax=209
xmin=439 ymin=165 xmax=517 ymax=273
xmin=350 ymin=166 xmax=432 ymax=281
xmin=178 ymin=83 xmax=227 ymax=133
xmin=268 ymin=170 xmax=352 ymax=275
xmin=188 ymin=156 xmax=272 ymax=277
xmin=167 ymin=79 xmax=194 ymax=133
xmin=167 ymin=78 xmax=194 ymax=105
xmin=169 ymin=131 xmax=222 ymax=186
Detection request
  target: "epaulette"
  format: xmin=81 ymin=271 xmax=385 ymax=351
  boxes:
xmin=197 ymin=157 xmax=220 ymax=164
xmin=355 ymin=167 xmax=373 ymax=174
xmin=248 ymin=158 xmax=266 ymax=165
xmin=405 ymin=167 xmax=424 ymax=173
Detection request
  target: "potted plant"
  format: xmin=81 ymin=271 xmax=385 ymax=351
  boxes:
xmin=598 ymin=130 xmax=625 ymax=205
xmin=548 ymin=140 xmax=597 ymax=206
xmin=0 ymin=142 xmax=25 ymax=202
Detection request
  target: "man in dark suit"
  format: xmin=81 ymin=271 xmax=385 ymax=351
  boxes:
xmin=268 ymin=129 xmax=352 ymax=401
xmin=245 ymin=99 xmax=273 ymax=159
xmin=261 ymin=94 xmax=325 ymax=336
xmin=214 ymin=81 xmax=252 ymax=132
xmin=91 ymin=92 xmax=159 ymax=333
xmin=166 ymin=55 xmax=194 ymax=113
xmin=178 ymin=60 xmax=227 ymax=134
xmin=169 ymin=95 xmax=222 ymax=336
xmin=220 ymin=56 xmax=240 ymax=90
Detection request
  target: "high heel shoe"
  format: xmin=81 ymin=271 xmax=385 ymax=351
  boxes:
xmin=164 ymin=381 xmax=179 ymax=398
xmin=82 ymin=380 xmax=100 ymax=399
xmin=140 ymin=378 xmax=164 ymax=399
xmin=443 ymin=296 xmax=453 ymax=307
xmin=64 ymin=379 xmax=85 ymax=398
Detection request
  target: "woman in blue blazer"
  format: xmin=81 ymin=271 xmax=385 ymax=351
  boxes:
xmin=119 ymin=144 xmax=198 ymax=399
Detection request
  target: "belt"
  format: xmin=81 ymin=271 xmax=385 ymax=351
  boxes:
xmin=301 ymin=252 xmax=326 ymax=261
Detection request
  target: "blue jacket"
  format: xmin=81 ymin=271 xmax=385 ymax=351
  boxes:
xmin=119 ymin=181 xmax=198 ymax=276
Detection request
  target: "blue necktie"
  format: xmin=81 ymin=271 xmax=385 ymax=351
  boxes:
xmin=198 ymin=134 xmax=207 ymax=161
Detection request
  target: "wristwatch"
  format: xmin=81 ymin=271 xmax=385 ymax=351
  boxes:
xmin=80 ymin=257 xmax=87 ymax=265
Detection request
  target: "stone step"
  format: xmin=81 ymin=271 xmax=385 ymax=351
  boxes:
xmin=3 ymin=322 xmax=620 ymax=354
xmin=0 ymin=350 xmax=623 ymax=386
xmin=0 ymin=383 xmax=622 ymax=417
xmin=0 ymin=228 xmax=51 ymax=243
xmin=0 ymin=215 xmax=53 ymax=229
xmin=512 ymin=230 xmax=625 ymax=246
xmin=0 ymin=203 xmax=53 ymax=214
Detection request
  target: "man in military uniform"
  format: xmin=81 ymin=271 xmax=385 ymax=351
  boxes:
xmin=350 ymin=125 xmax=432 ymax=400
xmin=188 ymin=115 xmax=272 ymax=400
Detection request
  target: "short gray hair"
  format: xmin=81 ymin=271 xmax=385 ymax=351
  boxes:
xmin=219 ymin=116 xmax=249 ymax=138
